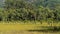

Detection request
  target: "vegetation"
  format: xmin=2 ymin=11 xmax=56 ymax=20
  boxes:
xmin=0 ymin=0 xmax=60 ymax=23
xmin=0 ymin=0 xmax=60 ymax=33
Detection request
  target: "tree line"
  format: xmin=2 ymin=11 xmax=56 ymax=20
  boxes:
xmin=0 ymin=0 xmax=60 ymax=22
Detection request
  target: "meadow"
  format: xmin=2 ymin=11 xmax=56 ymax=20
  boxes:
xmin=0 ymin=21 xmax=60 ymax=34
xmin=0 ymin=21 xmax=60 ymax=30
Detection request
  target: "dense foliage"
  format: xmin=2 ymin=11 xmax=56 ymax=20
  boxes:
xmin=0 ymin=0 xmax=60 ymax=22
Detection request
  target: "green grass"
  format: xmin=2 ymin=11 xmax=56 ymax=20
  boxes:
xmin=0 ymin=21 xmax=60 ymax=31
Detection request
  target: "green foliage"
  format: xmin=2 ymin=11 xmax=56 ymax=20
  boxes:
xmin=0 ymin=0 xmax=60 ymax=23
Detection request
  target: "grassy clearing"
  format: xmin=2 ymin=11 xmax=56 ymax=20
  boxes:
xmin=0 ymin=30 xmax=60 ymax=34
xmin=0 ymin=21 xmax=60 ymax=34
xmin=0 ymin=21 xmax=60 ymax=31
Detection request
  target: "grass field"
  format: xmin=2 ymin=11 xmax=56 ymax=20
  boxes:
xmin=0 ymin=30 xmax=60 ymax=34
xmin=0 ymin=21 xmax=60 ymax=34
xmin=0 ymin=21 xmax=60 ymax=30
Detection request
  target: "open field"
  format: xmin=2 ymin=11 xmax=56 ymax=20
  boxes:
xmin=0 ymin=21 xmax=60 ymax=34
xmin=0 ymin=21 xmax=60 ymax=30
xmin=0 ymin=30 xmax=60 ymax=34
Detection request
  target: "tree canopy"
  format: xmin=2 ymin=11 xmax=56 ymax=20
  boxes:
xmin=0 ymin=0 xmax=60 ymax=22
